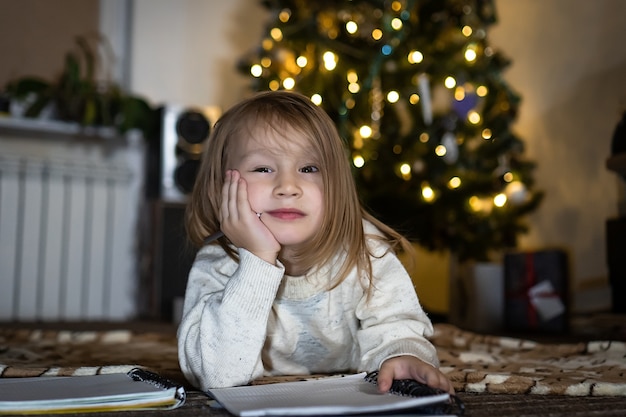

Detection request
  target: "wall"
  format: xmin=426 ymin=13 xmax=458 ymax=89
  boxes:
xmin=489 ymin=0 xmax=626 ymax=310
xmin=129 ymin=0 xmax=269 ymax=109
xmin=0 ymin=0 xmax=99 ymax=87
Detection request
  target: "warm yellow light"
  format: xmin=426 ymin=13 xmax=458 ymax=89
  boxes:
xmin=422 ymin=185 xmax=435 ymax=202
xmin=353 ymin=155 xmax=365 ymax=168
xmin=469 ymin=196 xmax=494 ymax=213
xmin=469 ymin=196 xmax=481 ymax=211
xmin=408 ymin=50 xmax=423 ymax=64
xmin=282 ymin=77 xmax=295 ymax=90
xmin=371 ymin=28 xmax=383 ymax=40
xmin=435 ymin=145 xmax=447 ymax=157
xmin=348 ymin=83 xmax=360 ymax=93
xmin=462 ymin=25 xmax=473 ymax=37
xmin=347 ymin=70 xmax=358 ymax=83
xmin=465 ymin=48 xmax=477 ymax=62
xmin=448 ymin=177 xmax=461 ymax=189
xmin=503 ymin=172 xmax=514 ymax=182
xmin=393 ymin=145 xmax=402 ymax=154
xmin=250 ymin=64 xmax=263 ymax=77
xmin=323 ymin=51 xmax=337 ymax=71
xmin=444 ymin=76 xmax=457 ymax=89
xmin=279 ymin=9 xmax=291 ymax=23
xmin=269 ymin=80 xmax=280 ymax=91
xmin=419 ymin=133 xmax=429 ymax=143
xmin=261 ymin=57 xmax=272 ymax=67
xmin=494 ymin=193 xmax=507 ymax=207
xmin=391 ymin=18 xmax=403 ymax=30
xmin=400 ymin=163 xmax=411 ymax=175
xmin=296 ymin=56 xmax=308 ymax=68
xmin=311 ymin=94 xmax=322 ymax=105
xmin=476 ymin=85 xmax=488 ymax=96
xmin=482 ymin=128 xmax=492 ymax=140
xmin=409 ymin=94 xmax=420 ymax=104
xmin=359 ymin=125 xmax=373 ymax=138
xmin=454 ymin=86 xmax=465 ymax=101
xmin=391 ymin=1 xmax=402 ymax=11
xmin=387 ymin=90 xmax=400 ymax=103
xmin=270 ymin=28 xmax=283 ymax=41
xmin=346 ymin=21 xmax=358 ymax=34
xmin=468 ymin=111 xmax=481 ymax=124
xmin=262 ymin=38 xmax=274 ymax=51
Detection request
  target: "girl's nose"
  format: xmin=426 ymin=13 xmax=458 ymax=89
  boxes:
xmin=274 ymin=172 xmax=301 ymax=197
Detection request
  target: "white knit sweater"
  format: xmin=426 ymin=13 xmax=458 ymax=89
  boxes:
xmin=177 ymin=223 xmax=439 ymax=391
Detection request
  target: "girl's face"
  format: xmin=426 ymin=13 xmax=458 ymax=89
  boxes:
xmin=226 ymin=124 xmax=325 ymax=251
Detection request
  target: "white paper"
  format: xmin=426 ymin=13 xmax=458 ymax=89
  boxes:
xmin=528 ymin=280 xmax=565 ymax=321
xmin=208 ymin=373 xmax=451 ymax=416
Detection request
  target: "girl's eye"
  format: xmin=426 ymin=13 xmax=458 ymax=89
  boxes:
xmin=300 ymin=165 xmax=319 ymax=173
xmin=253 ymin=167 xmax=273 ymax=173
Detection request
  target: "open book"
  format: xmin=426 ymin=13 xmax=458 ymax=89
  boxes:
xmin=0 ymin=368 xmax=185 ymax=414
xmin=207 ymin=372 xmax=463 ymax=416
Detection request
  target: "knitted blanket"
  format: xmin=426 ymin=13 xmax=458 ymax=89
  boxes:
xmin=1 ymin=323 xmax=624 ymax=396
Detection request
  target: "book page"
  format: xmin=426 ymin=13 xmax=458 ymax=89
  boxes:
xmin=208 ymin=373 xmax=450 ymax=416
xmin=0 ymin=373 xmax=183 ymax=413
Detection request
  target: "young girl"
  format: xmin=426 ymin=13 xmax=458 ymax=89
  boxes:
xmin=177 ymin=90 xmax=453 ymax=394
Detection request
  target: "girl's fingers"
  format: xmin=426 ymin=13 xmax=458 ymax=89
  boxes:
xmin=236 ymin=173 xmax=249 ymax=216
xmin=227 ymin=170 xmax=239 ymax=222
xmin=220 ymin=170 xmax=231 ymax=223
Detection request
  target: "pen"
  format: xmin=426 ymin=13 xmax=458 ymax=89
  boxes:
xmin=203 ymin=230 xmax=224 ymax=245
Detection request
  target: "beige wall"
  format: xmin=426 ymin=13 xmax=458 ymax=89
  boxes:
xmin=129 ymin=0 xmax=268 ymax=110
xmin=0 ymin=0 xmax=99 ymax=87
xmin=490 ymin=0 xmax=626 ymax=309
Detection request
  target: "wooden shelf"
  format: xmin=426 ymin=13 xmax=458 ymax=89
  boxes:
xmin=606 ymin=153 xmax=626 ymax=175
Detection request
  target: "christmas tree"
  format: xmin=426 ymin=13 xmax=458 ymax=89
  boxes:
xmin=238 ymin=0 xmax=542 ymax=261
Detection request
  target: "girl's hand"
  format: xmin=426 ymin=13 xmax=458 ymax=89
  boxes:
xmin=220 ymin=170 xmax=281 ymax=265
xmin=377 ymin=355 xmax=454 ymax=394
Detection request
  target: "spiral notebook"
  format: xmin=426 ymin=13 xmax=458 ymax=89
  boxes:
xmin=207 ymin=372 xmax=464 ymax=416
xmin=0 ymin=368 xmax=186 ymax=414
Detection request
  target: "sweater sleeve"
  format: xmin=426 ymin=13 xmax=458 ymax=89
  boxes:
xmin=177 ymin=245 xmax=285 ymax=390
xmin=355 ymin=244 xmax=439 ymax=372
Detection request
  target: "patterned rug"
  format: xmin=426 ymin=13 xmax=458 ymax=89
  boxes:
xmin=1 ymin=323 xmax=625 ymax=396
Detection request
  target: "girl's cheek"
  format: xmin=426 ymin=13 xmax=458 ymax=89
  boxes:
xmin=245 ymin=185 xmax=264 ymax=211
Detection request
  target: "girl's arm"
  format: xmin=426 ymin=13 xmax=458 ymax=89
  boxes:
xmin=177 ymin=245 xmax=284 ymax=390
xmin=355 ymin=245 xmax=440 ymax=374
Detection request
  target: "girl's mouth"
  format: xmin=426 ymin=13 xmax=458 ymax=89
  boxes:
xmin=266 ymin=208 xmax=305 ymax=220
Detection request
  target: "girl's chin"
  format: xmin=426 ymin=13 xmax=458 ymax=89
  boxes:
xmin=273 ymin=233 xmax=314 ymax=248
xmin=276 ymin=238 xmax=310 ymax=248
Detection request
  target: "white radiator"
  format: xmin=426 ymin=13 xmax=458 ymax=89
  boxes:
xmin=0 ymin=120 xmax=144 ymax=321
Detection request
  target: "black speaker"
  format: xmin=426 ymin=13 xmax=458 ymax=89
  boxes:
xmin=606 ymin=217 xmax=626 ymax=314
xmin=158 ymin=104 xmax=221 ymax=202
xmin=150 ymin=201 xmax=197 ymax=321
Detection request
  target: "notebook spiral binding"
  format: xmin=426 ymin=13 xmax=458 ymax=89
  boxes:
xmin=365 ymin=371 xmax=465 ymax=415
xmin=127 ymin=368 xmax=187 ymax=403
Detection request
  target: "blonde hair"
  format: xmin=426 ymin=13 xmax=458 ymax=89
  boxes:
xmin=186 ymin=90 xmax=413 ymax=288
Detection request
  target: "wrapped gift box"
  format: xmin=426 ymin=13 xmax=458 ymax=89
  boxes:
xmin=504 ymin=250 xmax=569 ymax=332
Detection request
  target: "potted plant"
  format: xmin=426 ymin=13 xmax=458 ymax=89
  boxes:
xmin=3 ymin=35 xmax=158 ymax=140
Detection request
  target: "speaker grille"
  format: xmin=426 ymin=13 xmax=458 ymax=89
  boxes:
xmin=160 ymin=105 xmax=221 ymax=202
